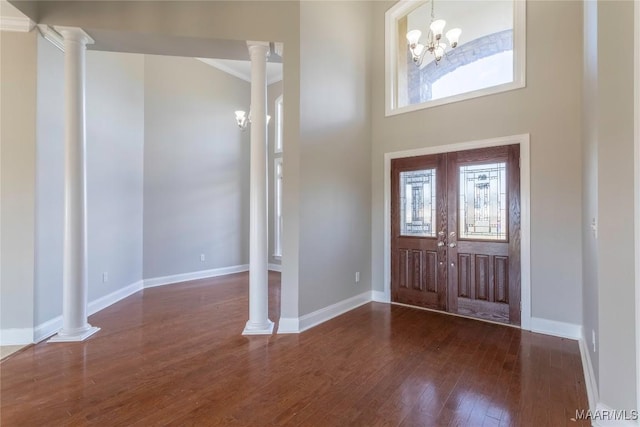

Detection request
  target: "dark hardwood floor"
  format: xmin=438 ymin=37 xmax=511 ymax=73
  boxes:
xmin=1 ymin=272 xmax=589 ymax=426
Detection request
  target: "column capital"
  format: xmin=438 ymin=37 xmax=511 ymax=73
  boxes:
xmin=55 ymin=26 xmax=95 ymax=45
xmin=247 ymin=41 xmax=270 ymax=59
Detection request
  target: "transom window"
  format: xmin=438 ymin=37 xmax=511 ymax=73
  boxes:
xmin=385 ymin=0 xmax=526 ymax=115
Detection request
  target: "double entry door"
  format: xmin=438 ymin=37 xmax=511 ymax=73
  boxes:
xmin=391 ymin=145 xmax=521 ymax=325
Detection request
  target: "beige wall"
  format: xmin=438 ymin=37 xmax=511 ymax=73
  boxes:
xmin=582 ymin=0 xmax=600 ymax=386
xmin=0 ymin=31 xmax=37 ymax=337
xmin=298 ymin=1 xmax=373 ymax=315
xmin=593 ymin=0 xmax=637 ymax=412
xmin=143 ymin=55 xmax=251 ymax=278
xmin=371 ymin=0 xmax=584 ymax=325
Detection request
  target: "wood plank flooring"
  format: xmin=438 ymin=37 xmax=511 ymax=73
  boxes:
xmin=0 ymin=272 xmax=589 ymax=426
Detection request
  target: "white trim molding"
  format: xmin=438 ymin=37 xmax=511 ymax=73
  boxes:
xmin=34 ymin=316 xmax=63 ymax=343
xmin=371 ymin=290 xmax=389 ymax=303
xmin=88 ymin=280 xmax=143 ymax=315
xmin=592 ymin=403 xmax=640 ymax=427
xmin=530 ymin=317 xmax=582 ymax=340
xmin=634 ymin=0 xmax=640 ymax=417
xmin=35 ymin=280 xmax=144 ymax=343
xmin=37 ymin=25 xmax=64 ymax=51
xmin=579 ymin=336 xmax=639 ymax=426
xmin=579 ymin=336 xmax=599 ymax=413
xmin=0 ymin=15 xmax=35 ymax=32
xmin=268 ymin=263 xmax=282 ymax=272
xmin=0 ymin=328 xmax=34 ymax=346
xmin=34 ymin=267 xmax=252 ymax=343
xmin=277 ymin=317 xmax=300 ymax=334
xmin=382 ymin=134 xmax=532 ymax=330
xmin=384 ymin=0 xmax=526 ymax=116
xmin=278 ymin=291 xmax=372 ymax=334
xmin=143 ymin=264 xmax=249 ymax=288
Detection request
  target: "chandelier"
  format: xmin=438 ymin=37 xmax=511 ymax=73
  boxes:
xmin=406 ymin=0 xmax=461 ymax=66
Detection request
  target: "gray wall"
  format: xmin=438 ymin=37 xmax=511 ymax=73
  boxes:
xmin=34 ymin=41 xmax=145 ymax=325
xmin=581 ymin=0 xmax=600 ymax=386
xmin=268 ymin=80 xmax=283 ymax=266
xmin=298 ymin=1 xmax=373 ymax=315
xmin=371 ymin=0 xmax=584 ymax=325
xmin=583 ymin=0 xmax=637 ymax=412
xmin=0 ymin=31 xmax=37 ymax=334
xmin=34 ymin=34 xmax=64 ymax=325
xmin=143 ymin=55 xmax=251 ymax=279
xmin=86 ymin=51 xmax=145 ymax=301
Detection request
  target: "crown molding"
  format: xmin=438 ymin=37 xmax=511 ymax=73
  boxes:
xmin=0 ymin=15 xmax=35 ymax=32
xmin=37 ymin=25 xmax=64 ymax=51
xmin=196 ymin=58 xmax=251 ymax=83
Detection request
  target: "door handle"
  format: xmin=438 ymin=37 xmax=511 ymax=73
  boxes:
xmin=437 ymin=241 xmax=445 ymax=247
xmin=449 ymin=242 xmax=456 ymax=248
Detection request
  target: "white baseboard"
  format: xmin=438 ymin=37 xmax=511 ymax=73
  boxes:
xmin=371 ymin=290 xmax=389 ymax=303
xmin=0 ymin=328 xmax=34 ymax=346
xmin=594 ymin=403 xmax=640 ymax=427
xmin=530 ymin=317 xmax=582 ymax=340
xmin=34 ymin=316 xmax=62 ymax=343
xmin=577 ymin=336 xmax=639 ymax=427
xmin=297 ymin=291 xmax=371 ymax=333
xmin=268 ymin=263 xmax=282 ymax=272
xmin=579 ymin=336 xmax=600 ymax=412
xmin=88 ymin=280 xmax=143 ymax=315
xmin=143 ymin=264 xmax=249 ymax=288
xmin=277 ymin=317 xmax=300 ymax=333
xmin=277 ymin=292 xmax=372 ymax=334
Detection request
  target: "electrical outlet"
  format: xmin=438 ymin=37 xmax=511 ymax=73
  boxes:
xmin=592 ymin=329 xmax=596 ymax=352
xmin=200 ymin=253 xmax=205 ymax=262
xmin=355 ymin=272 xmax=360 ymax=283
xmin=102 ymin=272 xmax=108 ymax=283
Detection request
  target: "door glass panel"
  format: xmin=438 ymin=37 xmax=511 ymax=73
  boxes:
xmin=400 ymin=169 xmax=436 ymax=237
xmin=459 ymin=162 xmax=507 ymax=240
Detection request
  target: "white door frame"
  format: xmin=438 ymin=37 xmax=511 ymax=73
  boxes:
xmin=634 ymin=0 xmax=639 ymax=415
xmin=382 ymin=133 xmax=531 ymax=331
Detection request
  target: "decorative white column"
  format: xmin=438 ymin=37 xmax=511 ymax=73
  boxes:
xmin=243 ymin=41 xmax=274 ymax=335
xmin=49 ymin=27 xmax=100 ymax=342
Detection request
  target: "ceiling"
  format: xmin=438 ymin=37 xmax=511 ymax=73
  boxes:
xmin=197 ymin=58 xmax=283 ymax=85
xmin=0 ymin=1 xmax=283 ymax=86
xmin=0 ymin=0 xmax=25 ymax=18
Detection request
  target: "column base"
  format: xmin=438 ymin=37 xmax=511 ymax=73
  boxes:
xmin=242 ymin=319 xmax=274 ymax=336
xmin=48 ymin=326 xmax=100 ymax=342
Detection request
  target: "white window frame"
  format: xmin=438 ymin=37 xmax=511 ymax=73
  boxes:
xmin=274 ymin=95 xmax=283 ymax=153
xmin=385 ymin=0 xmax=527 ymax=116
xmin=273 ymin=157 xmax=283 ymax=258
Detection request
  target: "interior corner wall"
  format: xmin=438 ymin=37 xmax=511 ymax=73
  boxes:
xmin=595 ymin=0 xmax=637 ymax=412
xmin=142 ymin=55 xmax=251 ymax=279
xmin=268 ymin=80 xmax=283 ymax=267
xmin=371 ymin=0 xmax=584 ymax=326
xmin=0 ymin=30 xmax=37 ymax=340
xmin=34 ymin=41 xmax=145 ymax=327
xmin=298 ymin=1 xmax=373 ymax=316
xmin=581 ymin=0 xmax=600 ymax=388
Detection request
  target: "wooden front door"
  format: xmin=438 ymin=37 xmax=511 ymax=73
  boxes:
xmin=391 ymin=145 xmax=521 ymax=326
